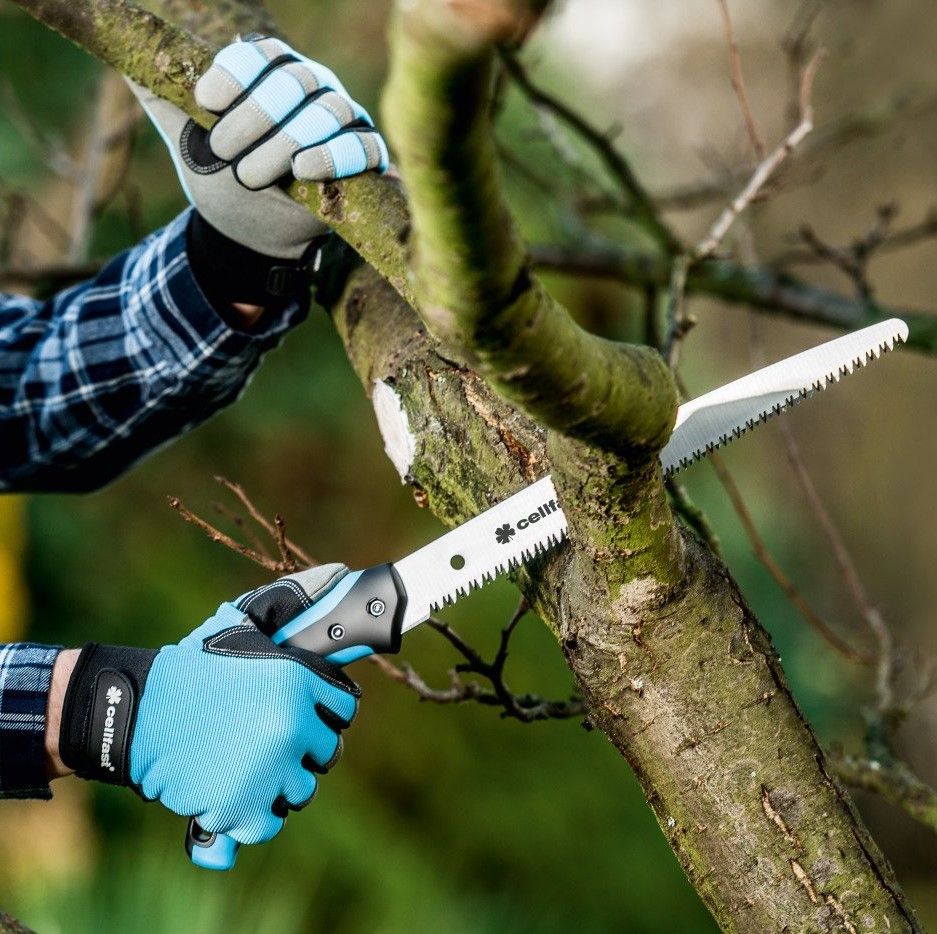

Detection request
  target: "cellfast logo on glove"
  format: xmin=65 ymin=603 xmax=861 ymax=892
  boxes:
xmin=495 ymin=499 xmax=560 ymax=544
xmin=100 ymin=685 xmax=123 ymax=772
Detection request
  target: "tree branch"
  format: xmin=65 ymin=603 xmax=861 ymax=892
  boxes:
xmin=8 ymin=0 xmax=416 ymax=305
xmin=694 ymin=50 xmax=823 ymax=261
xmin=333 ymin=261 xmax=921 ymax=931
xmin=371 ymin=606 xmax=587 ymax=723
xmin=380 ymin=0 xmax=678 ymax=456
xmin=530 ymin=241 xmax=937 ymax=353
xmin=715 ymin=0 xmax=765 ymax=160
xmin=14 ymin=0 xmax=924 ymax=924
xmin=499 ymin=51 xmax=681 ymax=252
xmin=834 ymin=754 xmax=937 ymax=836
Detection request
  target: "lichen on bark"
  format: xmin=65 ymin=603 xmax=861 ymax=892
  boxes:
xmin=333 ymin=262 xmax=920 ymax=932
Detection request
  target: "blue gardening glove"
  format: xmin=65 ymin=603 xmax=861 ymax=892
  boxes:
xmin=59 ymin=564 xmax=359 ymax=846
xmin=128 ymin=36 xmax=388 ymax=261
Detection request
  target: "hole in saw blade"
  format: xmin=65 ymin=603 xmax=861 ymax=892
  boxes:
xmin=450 ymin=554 xmax=466 ymax=570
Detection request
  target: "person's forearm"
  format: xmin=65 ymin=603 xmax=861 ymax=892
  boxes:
xmin=0 ymin=210 xmax=309 ymax=494
xmin=45 ymin=649 xmax=79 ymax=780
xmin=230 ymin=303 xmax=266 ymax=328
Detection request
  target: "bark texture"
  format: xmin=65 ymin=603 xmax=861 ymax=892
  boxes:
xmin=335 ymin=263 xmax=919 ymax=932
xmin=7 ymin=0 xmax=925 ymax=928
xmin=0 ymin=913 xmax=34 ymax=934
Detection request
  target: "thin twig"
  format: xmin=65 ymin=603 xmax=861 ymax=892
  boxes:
xmin=170 ymin=486 xmax=580 ymax=722
xmin=834 ymin=752 xmax=937 ymax=835
xmin=694 ymin=49 xmax=824 ymax=260
xmin=367 ymin=654 xmax=480 ymax=704
xmin=273 ymin=514 xmax=294 ymax=568
xmin=167 ymin=495 xmax=284 ymax=573
xmin=716 ymin=0 xmax=766 ymax=159
xmin=213 ymin=475 xmax=315 ymax=567
xmin=780 ymin=0 xmax=822 ymax=129
xmin=1 ymin=81 xmax=79 ymax=181
xmin=667 ymin=477 xmax=722 ymax=556
xmin=209 ymin=500 xmax=272 ymax=560
xmin=664 ymin=254 xmax=693 ymax=367
xmin=775 ymin=208 xmax=937 ymax=268
xmin=499 ymin=50 xmax=681 ymax=252
xmin=0 ymin=181 xmax=74 ymax=254
xmin=706 ymin=452 xmax=872 ymax=664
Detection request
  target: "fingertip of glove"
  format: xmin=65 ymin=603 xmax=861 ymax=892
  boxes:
xmin=303 ymin=738 xmax=342 ymax=776
xmin=315 ymin=701 xmax=354 ymax=733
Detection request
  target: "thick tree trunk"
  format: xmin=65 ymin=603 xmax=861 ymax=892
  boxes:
xmin=334 ymin=264 xmax=919 ymax=932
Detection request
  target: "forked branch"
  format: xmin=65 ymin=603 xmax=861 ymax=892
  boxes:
xmin=381 ymin=0 xmax=678 ymax=456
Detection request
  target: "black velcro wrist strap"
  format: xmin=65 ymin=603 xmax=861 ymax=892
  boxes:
xmin=59 ymin=643 xmax=157 ymax=786
xmin=187 ymin=210 xmax=327 ymax=313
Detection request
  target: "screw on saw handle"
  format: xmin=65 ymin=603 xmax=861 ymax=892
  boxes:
xmin=185 ymin=564 xmax=407 ymax=870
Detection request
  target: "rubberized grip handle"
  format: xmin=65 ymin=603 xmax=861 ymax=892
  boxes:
xmin=185 ymin=564 xmax=407 ymax=870
xmin=186 ymin=818 xmax=239 ymax=870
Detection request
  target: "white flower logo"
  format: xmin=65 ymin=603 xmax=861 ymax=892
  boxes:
xmin=105 ymin=686 xmax=123 ymax=706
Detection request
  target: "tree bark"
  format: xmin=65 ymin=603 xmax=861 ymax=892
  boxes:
xmin=7 ymin=0 xmax=925 ymax=928
xmin=334 ymin=262 xmax=919 ymax=932
xmin=0 ymin=913 xmax=35 ymax=934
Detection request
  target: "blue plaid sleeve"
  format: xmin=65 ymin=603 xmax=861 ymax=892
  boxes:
xmin=0 ymin=208 xmax=307 ymax=492
xmin=0 ymin=643 xmax=59 ymax=799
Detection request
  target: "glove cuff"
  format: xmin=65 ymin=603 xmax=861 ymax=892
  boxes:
xmin=59 ymin=643 xmax=157 ymax=786
xmin=187 ymin=210 xmax=328 ymax=314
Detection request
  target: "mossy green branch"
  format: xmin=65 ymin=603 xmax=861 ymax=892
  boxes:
xmin=835 ymin=754 xmax=937 ymax=833
xmin=332 ymin=264 xmax=920 ymax=933
xmin=531 ymin=243 xmax=937 ymax=354
xmin=381 ymin=0 xmax=678 ymax=455
xmin=9 ymin=0 xmax=416 ymax=306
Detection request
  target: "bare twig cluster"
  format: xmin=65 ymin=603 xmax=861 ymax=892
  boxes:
xmin=708 ymin=10 xmax=937 ymax=834
xmin=0 ymin=73 xmax=141 ymax=283
xmin=374 ymin=603 xmax=586 ymax=723
xmin=773 ymin=204 xmax=937 ymax=301
xmin=168 ymin=476 xmax=314 ymax=574
xmin=169 ymin=480 xmax=585 ymax=723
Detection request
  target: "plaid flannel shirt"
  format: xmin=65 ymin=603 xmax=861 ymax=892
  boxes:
xmin=0 ymin=208 xmax=306 ymax=798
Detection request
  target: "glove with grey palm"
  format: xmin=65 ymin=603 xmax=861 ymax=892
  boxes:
xmin=130 ymin=36 xmax=388 ymax=305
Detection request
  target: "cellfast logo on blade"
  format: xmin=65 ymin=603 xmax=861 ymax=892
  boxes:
xmin=101 ymin=685 xmax=123 ymax=773
xmin=495 ymin=498 xmax=560 ymax=544
xmin=495 ymin=524 xmax=515 ymax=544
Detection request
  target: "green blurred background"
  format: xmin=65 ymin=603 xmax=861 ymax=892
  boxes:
xmin=1 ymin=0 xmax=936 ymax=930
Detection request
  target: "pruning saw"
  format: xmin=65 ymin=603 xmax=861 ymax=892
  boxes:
xmin=187 ymin=317 xmax=908 ymax=869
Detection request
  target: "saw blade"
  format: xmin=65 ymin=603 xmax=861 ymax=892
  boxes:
xmin=393 ymin=318 xmax=907 ymax=634
xmin=658 ymin=318 xmax=908 ymax=476
xmin=394 ymin=476 xmax=567 ymax=632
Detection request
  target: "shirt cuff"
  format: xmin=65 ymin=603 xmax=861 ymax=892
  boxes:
xmin=186 ymin=210 xmax=328 ymax=315
xmin=0 ymin=643 xmax=60 ymax=800
xmin=131 ymin=209 xmax=310 ymax=373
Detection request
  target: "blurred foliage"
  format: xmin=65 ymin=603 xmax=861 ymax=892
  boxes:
xmin=1 ymin=0 xmax=936 ymax=930
xmin=0 ymin=499 xmax=27 ymax=641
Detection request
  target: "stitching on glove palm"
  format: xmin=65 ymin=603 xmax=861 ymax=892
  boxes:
xmin=59 ymin=563 xmax=359 ymax=847
xmin=129 ymin=36 xmax=389 ymax=259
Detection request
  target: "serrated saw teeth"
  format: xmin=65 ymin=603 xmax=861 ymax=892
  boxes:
xmin=659 ymin=319 xmax=907 ymax=477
